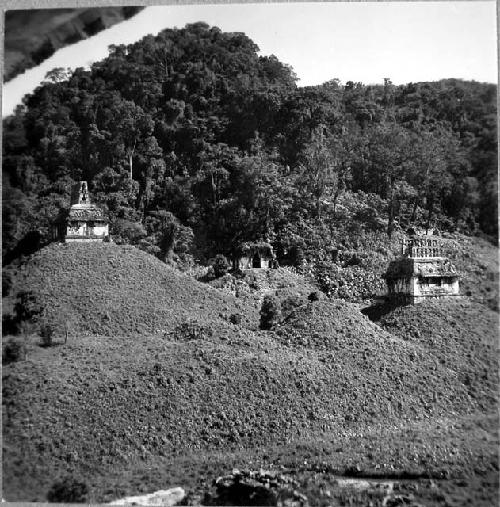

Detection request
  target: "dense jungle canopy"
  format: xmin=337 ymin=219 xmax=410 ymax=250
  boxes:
xmin=2 ymin=22 xmax=497 ymax=266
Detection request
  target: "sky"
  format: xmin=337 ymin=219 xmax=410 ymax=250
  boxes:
xmin=2 ymin=1 xmax=498 ymax=117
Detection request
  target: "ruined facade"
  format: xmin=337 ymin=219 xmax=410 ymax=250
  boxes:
xmin=233 ymin=241 xmax=276 ymax=271
xmin=385 ymin=234 xmax=460 ymax=304
xmin=53 ymin=181 xmax=109 ymax=242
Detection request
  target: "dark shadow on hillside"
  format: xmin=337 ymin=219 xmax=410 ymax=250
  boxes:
xmin=2 ymin=231 xmax=42 ymax=267
xmin=361 ymin=300 xmax=405 ymax=322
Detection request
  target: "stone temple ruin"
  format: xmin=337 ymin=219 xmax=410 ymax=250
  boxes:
xmin=385 ymin=232 xmax=460 ymax=304
xmin=233 ymin=241 xmax=276 ymax=271
xmin=52 ymin=181 xmax=109 ymax=243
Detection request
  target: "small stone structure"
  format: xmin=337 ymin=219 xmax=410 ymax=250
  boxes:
xmin=233 ymin=241 xmax=276 ymax=271
xmin=52 ymin=181 xmax=109 ymax=242
xmin=385 ymin=233 xmax=460 ymax=304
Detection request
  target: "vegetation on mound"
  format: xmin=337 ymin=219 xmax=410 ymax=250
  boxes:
xmin=3 ymin=292 xmax=497 ymax=501
xmin=376 ymin=299 xmax=499 ymax=412
xmin=4 ymin=242 xmax=258 ymax=337
xmin=1 ymin=18 xmax=497 ymax=507
xmin=1 ymin=193 xmax=497 ymax=506
xmin=206 ymin=266 xmax=320 ymax=316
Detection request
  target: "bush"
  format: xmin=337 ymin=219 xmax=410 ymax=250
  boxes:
xmin=212 ymin=254 xmax=231 ymax=278
xmin=260 ymin=295 xmax=281 ymax=330
xmin=314 ymin=262 xmax=385 ymax=302
xmin=173 ymin=321 xmax=213 ymax=341
xmin=40 ymin=323 xmax=55 ymax=347
xmin=281 ymin=295 xmax=304 ymax=317
xmin=111 ymin=218 xmax=147 ymax=245
xmin=2 ymin=339 xmax=25 ymax=365
xmin=289 ymin=245 xmax=305 ymax=268
xmin=308 ymin=291 xmax=321 ymax=302
xmin=47 ymin=477 xmax=89 ymax=503
xmin=229 ymin=313 xmax=242 ymax=325
xmin=14 ymin=290 xmax=42 ymax=322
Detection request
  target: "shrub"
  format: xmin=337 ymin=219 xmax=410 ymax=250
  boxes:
xmin=247 ymin=273 xmax=261 ymax=290
xmin=308 ymin=291 xmax=321 ymax=302
xmin=281 ymin=295 xmax=303 ymax=317
xmin=212 ymin=254 xmax=231 ymax=278
xmin=47 ymin=477 xmax=89 ymax=503
xmin=2 ymin=339 xmax=25 ymax=365
xmin=111 ymin=219 xmax=147 ymax=245
xmin=14 ymin=290 xmax=42 ymax=323
xmin=173 ymin=321 xmax=213 ymax=341
xmin=40 ymin=323 xmax=55 ymax=347
xmin=314 ymin=262 xmax=385 ymax=302
xmin=229 ymin=313 xmax=242 ymax=325
xmin=260 ymin=295 xmax=281 ymax=330
xmin=289 ymin=245 xmax=305 ymax=268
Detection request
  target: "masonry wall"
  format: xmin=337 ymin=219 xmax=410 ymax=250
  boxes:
xmin=66 ymin=222 xmax=108 ymax=241
xmin=387 ymin=275 xmax=460 ymax=304
xmin=235 ymin=256 xmax=272 ymax=270
xmin=413 ymin=277 xmax=460 ymax=297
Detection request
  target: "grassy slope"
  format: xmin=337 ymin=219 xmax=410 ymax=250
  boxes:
xmin=377 ymin=300 xmax=498 ymax=412
xmin=5 ymin=242 xmax=258 ymax=336
xmin=2 ymin=241 xmax=498 ymax=504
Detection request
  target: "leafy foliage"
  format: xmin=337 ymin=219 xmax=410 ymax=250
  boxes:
xmin=2 ymin=24 xmax=497 ymax=270
xmin=14 ymin=290 xmax=42 ymax=324
xmin=47 ymin=477 xmax=89 ymax=503
xmin=2 ymin=338 xmax=26 ymax=365
xmin=173 ymin=321 xmax=214 ymax=341
xmin=314 ymin=262 xmax=385 ymax=302
xmin=260 ymin=295 xmax=281 ymax=330
xmin=212 ymin=254 xmax=230 ymax=278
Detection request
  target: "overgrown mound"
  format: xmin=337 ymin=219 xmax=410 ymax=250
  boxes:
xmin=273 ymin=296 xmax=498 ymax=417
xmin=2 ymin=243 xmax=498 ymax=502
xmin=276 ymin=299 xmax=391 ymax=349
xmin=3 ymin=307 xmax=491 ymax=501
xmin=377 ymin=299 xmax=499 ymax=412
xmin=6 ymin=242 xmax=257 ymax=336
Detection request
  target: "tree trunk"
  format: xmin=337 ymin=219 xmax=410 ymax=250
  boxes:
xmin=411 ymin=197 xmax=418 ymax=222
xmin=332 ymin=190 xmax=339 ymax=214
xmin=426 ymin=195 xmax=434 ymax=234
xmin=387 ymin=175 xmax=395 ymax=238
xmin=211 ymin=173 xmax=217 ymax=207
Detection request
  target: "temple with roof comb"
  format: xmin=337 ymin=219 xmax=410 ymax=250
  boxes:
xmin=52 ymin=181 xmax=109 ymax=242
xmin=384 ymin=229 xmax=460 ymax=304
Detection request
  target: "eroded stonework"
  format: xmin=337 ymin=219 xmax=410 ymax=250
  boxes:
xmin=52 ymin=181 xmax=109 ymax=242
xmin=385 ymin=234 xmax=460 ymax=304
xmin=233 ymin=241 xmax=276 ymax=271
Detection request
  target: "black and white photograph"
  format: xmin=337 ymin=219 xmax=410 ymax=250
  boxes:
xmin=1 ymin=1 xmax=498 ymax=505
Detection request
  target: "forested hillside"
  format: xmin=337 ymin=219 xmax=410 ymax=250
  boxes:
xmin=2 ymin=22 xmax=497 ymax=266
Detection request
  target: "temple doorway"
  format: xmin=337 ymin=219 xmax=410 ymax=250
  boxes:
xmin=252 ymin=253 xmax=261 ymax=268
